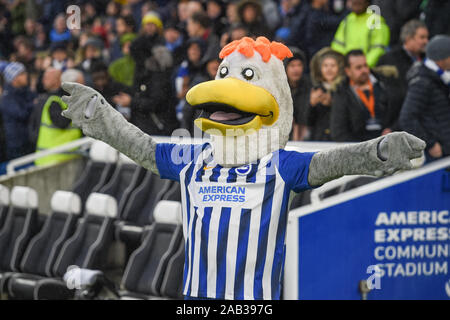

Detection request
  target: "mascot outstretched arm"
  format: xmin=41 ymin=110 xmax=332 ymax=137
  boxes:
xmin=61 ymin=37 xmax=425 ymax=300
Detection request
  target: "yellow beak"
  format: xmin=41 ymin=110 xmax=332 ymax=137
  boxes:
xmin=186 ymin=77 xmax=279 ymax=136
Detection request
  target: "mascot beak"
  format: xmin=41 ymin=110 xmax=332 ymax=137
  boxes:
xmin=186 ymin=77 xmax=279 ymax=136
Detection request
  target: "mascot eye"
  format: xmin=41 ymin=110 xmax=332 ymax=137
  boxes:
xmin=242 ymin=68 xmax=255 ymax=80
xmin=219 ymin=66 xmax=228 ymax=78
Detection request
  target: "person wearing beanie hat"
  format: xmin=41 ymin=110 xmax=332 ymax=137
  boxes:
xmin=426 ymin=35 xmax=450 ymax=67
xmin=400 ymin=34 xmax=450 ymax=161
xmin=141 ymin=11 xmax=163 ymax=35
xmin=284 ymin=47 xmax=311 ymax=141
xmin=0 ymin=61 xmax=36 ymax=161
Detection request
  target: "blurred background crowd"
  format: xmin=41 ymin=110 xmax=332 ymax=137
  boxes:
xmin=0 ymin=0 xmax=449 ymax=172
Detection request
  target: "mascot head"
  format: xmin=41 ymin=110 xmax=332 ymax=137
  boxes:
xmin=187 ymin=37 xmax=293 ymax=167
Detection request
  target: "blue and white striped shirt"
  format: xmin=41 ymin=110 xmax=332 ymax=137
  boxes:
xmin=155 ymin=143 xmax=315 ymax=299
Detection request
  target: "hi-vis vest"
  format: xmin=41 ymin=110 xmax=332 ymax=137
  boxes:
xmin=35 ymin=95 xmax=82 ymax=166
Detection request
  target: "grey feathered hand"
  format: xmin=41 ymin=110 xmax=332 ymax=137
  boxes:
xmin=61 ymin=82 xmax=159 ymax=174
xmin=308 ymin=132 xmax=426 ymax=187
xmin=61 ymin=82 xmax=106 ymax=129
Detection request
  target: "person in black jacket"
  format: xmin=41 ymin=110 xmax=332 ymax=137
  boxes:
xmin=330 ymin=50 xmax=391 ymax=142
xmin=399 ymin=35 xmax=450 ymax=160
xmin=113 ymin=44 xmax=178 ymax=136
xmin=0 ymin=111 xmax=6 ymax=164
xmin=285 ymin=48 xmax=311 ymax=141
xmin=377 ymin=20 xmax=429 ymax=114
xmin=306 ymin=47 xmax=345 ymax=141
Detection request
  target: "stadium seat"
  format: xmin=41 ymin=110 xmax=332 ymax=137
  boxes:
xmin=6 ymin=191 xmax=81 ymax=300
xmin=159 ymin=239 xmax=184 ymax=299
xmin=162 ymin=181 xmax=181 ymax=202
xmin=98 ymin=153 xmax=146 ymax=217
xmin=65 ymin=200 xmax=184 ymax=300
xmin=289 ymin=189 xmax=312 ymax=210
xmin=72 ymin=140 xmax=119 ymax=210
xmin=120 ymin=171 xmax=173 ymax=225
xmin=32 ymin=193 xmax=118 ymax=300
xmin=0 ymin=185 xmax=9 ymax=230
xmin=0 ymin=187 xmax=39 ymax=296
xmin=120 ymin=200 xmax=183 ymax=299
xmin=341 ymin=176 xmax=378 ymax=192
xmin=114 ymin=172 xmax=175 ymax=257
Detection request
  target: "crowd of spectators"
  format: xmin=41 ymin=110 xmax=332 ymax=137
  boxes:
xmin=0 ymin=0 xmax=449 ymax=172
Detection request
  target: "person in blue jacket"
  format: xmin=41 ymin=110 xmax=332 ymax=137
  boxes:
xmin=0 ymin=62 xmax=36 ymax=161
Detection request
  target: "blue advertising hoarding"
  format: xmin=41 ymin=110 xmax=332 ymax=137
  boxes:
xmin=288 ymin=159 xmax=450 ymax=300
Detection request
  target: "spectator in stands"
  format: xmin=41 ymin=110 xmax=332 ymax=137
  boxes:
xmin=236 ymin=0 xmax=272 ymax=39
xmin=49 ymin=13 xmax=71 ymax=43
xmin=91 ymin=60 xmax=131 ymax=106
xmin=331 ymin=0 xmax=390 ymax=68
xmin=109 ymin=14 xmax=136 ymax=62
xmin=186 ymin=11 xmax=220 ymax=66
xmin=130 ymin=11 xmax=165 ymax=90
xmin=399 ymin=35 xmax=450 ymax=161
xmin=220 ymin=23 xmax=249 ymax=48
xmin=13 ymin=36 xmax=35 ymax=74
xmin=113 ymin=44 xmax=177 ymax=136
xmin=330 ymin=50 xmax=389 ymax=142
xmin=372 ymin=0 xmax=422 ymax=46
xmin=286 ymin=0 xmax=345 ymax=60
xmin=108 ymin=33 xmax=137 ymax=88
xmin=284 ymin=48 xmax=311 ymax=141
xmin=29 ymin=67 xmax=63 ymax=149
xmin=76 ymin=37 xmax=104 ymax=87
xmin=206 ymin=0 xmax=227 ymax=38
xmin=0 ymin=62 xmax=36 ymax=161
xmin=45 ymin=41 xmax=75 ymax=72
xmin=423 ymin=0 xmax=450 ymax=38
xmin=175 ymin=38 xmax=207 ymax=131
xmin=306 ymin=47 xmax=345 ymax=141
xmin=377 ymin=20 xmax=428 ymax=99
xmin=0 ymin=110 xmax=5 ymax=164
xmin=31 ymin=67 xmax=82 ymax=166
xmin=163 ymin=22 xmax=186 ymax=67
xmin=275 ymin=0 xmax=308 ymax=43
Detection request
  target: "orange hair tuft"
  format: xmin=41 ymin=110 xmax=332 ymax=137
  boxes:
xmin=219 ymin=36 xmax=293 ymax=63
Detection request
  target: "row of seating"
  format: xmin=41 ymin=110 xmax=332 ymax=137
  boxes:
xmin=0 ymin=184 xmax=184 ymax=300
xmin=0 ymin=140 xmax=186 ymax=300
xmin=71 ymin=141 xmax=181 ymax=255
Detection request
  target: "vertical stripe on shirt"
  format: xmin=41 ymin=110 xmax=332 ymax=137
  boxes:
xmin=198 ymin=206 xmax=212 ymax=296
xmin=233 ymin=208 xmax=251 ymax=299
xmin=207 ymin=206 xmax=221 ymax=297
xmin=215 ymin=207 xmax=231 ymax=298
xmin=253 ymin=166 xmax=276 ymax=299
xmin=224 ymin=206 xmax=242 ymax=299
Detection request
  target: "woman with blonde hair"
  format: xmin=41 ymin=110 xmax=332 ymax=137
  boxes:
xmin=306 ymin=47 xmax=345 ymax=141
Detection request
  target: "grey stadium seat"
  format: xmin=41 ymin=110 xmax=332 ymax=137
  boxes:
xmin=120 ymin=200 xmax=183 ymax=299
xmin=115 ymin=171 xmax=174 ymax=254
xmin=65 ymin=201 xmax=184 ymax=300
xmin=0 ymin=185 xmax=9 ymax=230
xmin=72 ymin=140 xmax=119 ymax=211
xmin=98 ymin=153 xmax=146 ymax=217
xmin=6 ymin=191 xmax=81 ymax=299
xmin=0 ymin=187 xmax=39 ymax=295
xmin=32 ymin=193 xmax=118 ymax=300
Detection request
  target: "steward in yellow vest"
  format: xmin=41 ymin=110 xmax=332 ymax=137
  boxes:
xmin=331 ymin=0 xmax=390 ymax=68
xmin=35 ymin=95 xmax=82 ymax=166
